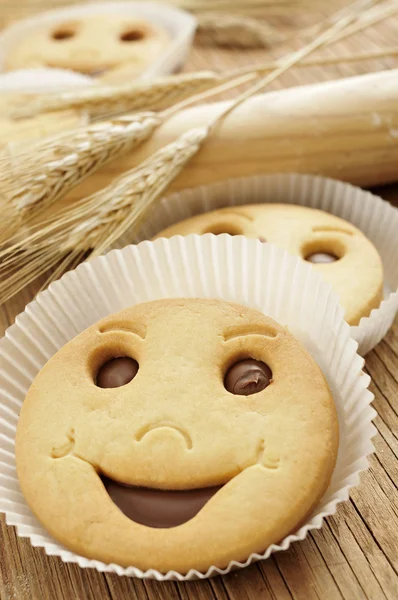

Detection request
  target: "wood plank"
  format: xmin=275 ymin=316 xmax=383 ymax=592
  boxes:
xmin=273 ymin=540 xmax=343 ymax=600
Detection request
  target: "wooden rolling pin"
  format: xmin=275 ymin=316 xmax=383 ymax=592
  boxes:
xmin=61 ymin=68 xmax=398 ymax=204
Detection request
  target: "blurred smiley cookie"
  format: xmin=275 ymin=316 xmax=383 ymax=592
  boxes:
xmin=156 ymin=204 xmax=384 ymax=326
xmin=5 ymin=15 xmax=170 ymax=80
xmin=16 ymin=298 xmax=338 ymax=573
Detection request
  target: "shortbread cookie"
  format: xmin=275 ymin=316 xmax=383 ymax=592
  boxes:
xmin=156 ymin=205 xmax=384 ymax=325
xmin=16 ymin=299 xmax=338 ymax=573
xmin=6 ymin=15 xmax=169 ymax=79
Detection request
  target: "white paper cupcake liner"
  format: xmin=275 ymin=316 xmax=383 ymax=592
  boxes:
xmin=0 ymin=236 xmax=375 ymax=580
xmin=131 ymin=174 xmax=398 ymax=355
xmin=0 ymin=68 xmax=94 ymax=94
xmin=0 ymin=2 xmax=196 ymax=82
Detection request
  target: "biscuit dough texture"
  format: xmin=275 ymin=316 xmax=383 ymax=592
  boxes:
xmin=6 ymin=15 xmax=169 ymax=80
xmin=16 ymin=299 xmax=339 ymax=573
xmin=156 ymin=204 xmax=384 ymax=326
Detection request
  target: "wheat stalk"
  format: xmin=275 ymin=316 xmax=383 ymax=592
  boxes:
xmin=170 ymin=0 xmax=307 ymax=13
xmin=196 ymin=13 xmax=284 ymax=48
xmin=6 ymin=71 xmax=222 ymax=121
xmin=330 ymin=0 xmax=398 ymax=44
xmin=299 ymin=0 xmax=379 ymax=39
xmin=229 ymin=45 xmax=398 ymax=75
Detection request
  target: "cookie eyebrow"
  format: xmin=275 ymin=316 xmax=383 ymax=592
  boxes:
xmin=98 ymin=322 xmax=146 ymax=339
xmin=312 ymin=225 xmax=354 ymax=235
xmin=223 ymin=324 xmax=278 ymax=341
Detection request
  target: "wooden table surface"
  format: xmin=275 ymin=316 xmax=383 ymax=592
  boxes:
xmin=1 ymin=1 xmax=398 ymax=599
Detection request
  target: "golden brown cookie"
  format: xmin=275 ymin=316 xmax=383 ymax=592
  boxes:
xmin=156 ymin=205 xmax=384 ymax=326
xmin=5 ymin=15 xmax=169 ymax=80
xmin=16 ymin=299 xmax=338 ymax=573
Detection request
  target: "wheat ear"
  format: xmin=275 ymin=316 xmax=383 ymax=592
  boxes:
xmin=6 ymin=72 xmax=222 ymax=121
xmin=0 ymin=113 xmax=160 ymax=236
xmin=63 ymin=128 xmax=207 ymax=256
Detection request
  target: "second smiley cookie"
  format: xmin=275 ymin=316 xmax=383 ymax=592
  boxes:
xmin=156 ymin=204 xmax=384 ymax=326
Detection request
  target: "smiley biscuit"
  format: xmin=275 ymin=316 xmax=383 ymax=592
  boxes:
xmin=156 ymin=204 xmax=384 ymax=326
xmin=16 ymin=299 xmax=338 ymax=573
xmin=5 ymin=15 xmax=169 ymax=80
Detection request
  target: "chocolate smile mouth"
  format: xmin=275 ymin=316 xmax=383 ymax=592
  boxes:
xmin=100 ymin=438 xmax=279 ymax=528
xmin=101 ymin=476 xmax=222 ymax=528
xmin=51 ymin=428 xmax=276 ymax=529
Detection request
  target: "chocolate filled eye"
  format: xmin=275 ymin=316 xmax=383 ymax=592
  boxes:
xmin=224 ymin=359 xmax=272 ymax=396
xmin=120 ymin=29 xmax=145 ymax=42
xmin=305 ymin=252 xmax=339 ymax=263
xmin=52 ymin=27 xmax=76 ymax=41
xmin=96 ymin=357 xmax=138 ymax=388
